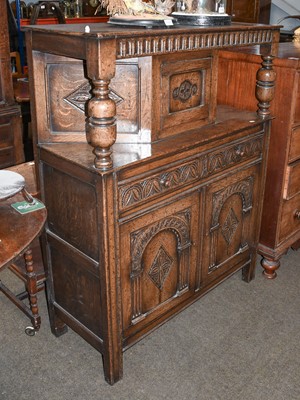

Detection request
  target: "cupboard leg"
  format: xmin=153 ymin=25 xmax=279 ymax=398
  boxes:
xmin=291 ymin=239 xmax=300 ymax=251
xmin=51 ymin=319 xmax=68 ymax=337
xmin=102 ymin=349 xmax=123 ymax=385
xmin=48 ymin=305 xmax=68 ymax=337
xmin=261 ymin=256 xmax=280 ymax=279
xmin=242 ymin=257 xmax=256 ymax=283
xmin=45 ymin=288 xmax=68 ymax=337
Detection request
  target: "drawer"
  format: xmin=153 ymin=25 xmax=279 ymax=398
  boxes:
xmin=0 ymin=147 xmax=14 ymax=168
xmin=118 ymin=134 xmax=263 ymax=212
xmin=279 ymin=193 xmax=300 ymax=242
xmin=0 ymin=121 xmax=14 ymax=148
xmin=283 ymin=160 xmax=300 ymax=200
xmin=288 ymin=126 xmax=300 ymax=163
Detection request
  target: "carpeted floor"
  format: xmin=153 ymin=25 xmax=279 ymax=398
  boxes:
xmin=1 ymin=250 xmax=300 ymax=400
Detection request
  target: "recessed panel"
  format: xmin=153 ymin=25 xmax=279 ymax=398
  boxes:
xmin=153 ymin=52 xmax=217 ymax=140
xmin=44 ymin=55 xmax=150 ymax=142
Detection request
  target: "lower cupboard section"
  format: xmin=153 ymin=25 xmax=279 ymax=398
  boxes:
xmin=120 ymin=163 xmax=261 ymax=346
xmin=41 ymin=130 xmax=265 ymax=383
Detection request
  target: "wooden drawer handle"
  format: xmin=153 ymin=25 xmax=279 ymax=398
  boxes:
xmin=160 ymin=178 xmax=171 ymax=188
xmin=235 ymin=146 xmax=245 ymax=157
xmin=294 ymin=210 xmax=300 ymax=220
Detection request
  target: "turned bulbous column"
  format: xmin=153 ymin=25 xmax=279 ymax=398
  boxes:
xmin=87 ymin=79 xmax=116 ymax=170
xmin=85 ymin=39 xmax=117 ymax=170
xmin=256 ymin=55 xmax=276 ymax=118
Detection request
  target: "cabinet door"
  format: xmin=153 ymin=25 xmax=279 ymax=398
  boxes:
xmin=120 ymin=191 xmax=200 ymax=346
xmin=227 ymin=0 xmax=264 ymax=23
xmin=201 ymin=164 xmax=261 ymax=285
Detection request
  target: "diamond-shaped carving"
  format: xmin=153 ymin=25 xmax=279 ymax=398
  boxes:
xmin=221 ymin=208 xmax=239 ymax=245
xmin=64 ymin=82 xmax=124 ymax=113
xmin=148 ymin=246 xmax=173 ymax=290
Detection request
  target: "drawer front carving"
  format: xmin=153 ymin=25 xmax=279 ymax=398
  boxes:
xmin=283 ymin=160 xmax=300 ymax=200
xmin=119 ymin=135 xmax=263 ymax=211
xmin=279 ymin=193 xmax=300 ymax=242
xmin=288 ymin=126 xmax=300 ymax=163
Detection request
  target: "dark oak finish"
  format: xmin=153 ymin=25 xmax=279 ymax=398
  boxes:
xmin=226 ymin=0 xmax=271 ymax=24
xmin=24 ymin=22 xmax=279 ymax=384
xmin=20 ymin=16 xmax=109 ymax=26
xmin=218 ymin=42 xmax=300 ymax=278
xmin=0 ymin=0 xmax=24 ymax=168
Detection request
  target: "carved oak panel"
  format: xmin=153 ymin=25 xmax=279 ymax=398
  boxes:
xmin=120 ymin=191 xmax=200 ymax=341
xmin=44 ymin=54 xmax=152 ymax=143
xmin=200 ymin=163 xmax=261 ymax=286
xmin=152 ymin=52 xmax=217 ymax=140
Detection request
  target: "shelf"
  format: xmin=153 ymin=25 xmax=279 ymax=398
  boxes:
xmin=20 ymin=16 xmax=108 ymax=26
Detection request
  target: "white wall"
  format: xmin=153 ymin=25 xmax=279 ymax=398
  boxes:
xmin=270 ymin=0 xmax=300 ymax=31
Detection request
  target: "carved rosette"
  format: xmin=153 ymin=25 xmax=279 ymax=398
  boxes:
xmin=208 ymin=177 xmax=253 ymax=272
xmin=130 ymin=210 xmax=192 ymax=323
xmin=173 ymin=80 xmax=198 ymax=103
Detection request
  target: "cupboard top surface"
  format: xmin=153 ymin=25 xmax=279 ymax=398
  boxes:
xmin=23 ymin=21 xmax=279 ymax=38
xmin=38 ymin=106 xmax=266 ymax=173
xmin=23 ymin=22 xmax=280 ymax=58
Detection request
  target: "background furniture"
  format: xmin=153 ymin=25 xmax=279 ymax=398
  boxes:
xmin=19 ymin=15 xmax=108 ymax=25
xmin=12 ymin=77 xmax=33 ymax=161
xmin=218 ymin=42 xmax=300 ymax=278
xmin=0 ymin=168 xmax=46 ymax=335
xmin=0 ymin=0 xmax=24 ymax=168
xmin=226 ymin=0 xmax=271 ymax=23
xmin=29 ymin=1 xmax=66 ymax=24
xmin=24 ymin=22 xmax=279 ymax=384
xmin=10 ymin=51 xmax=22 ymax=78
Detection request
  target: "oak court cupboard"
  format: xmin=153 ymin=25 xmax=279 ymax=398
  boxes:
xmin=23 ymin=21 xmax=280 ymax=384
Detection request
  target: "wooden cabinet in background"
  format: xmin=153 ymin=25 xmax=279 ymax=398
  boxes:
xmin=218 ymin=42 xmax=300 ymax=279
xmin=19 ymin=16 xmax=108 ymax=25
xmin=226 ymin=0 xmax=271 ymax=24
xmin=0 ymin=0 xmax=24 ymax=168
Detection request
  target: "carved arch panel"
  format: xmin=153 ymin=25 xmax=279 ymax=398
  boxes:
xmin=120 ymin=192 xmax=200 ymax=337
xmin=209 ymin=177 xmax=253 ymax=271
xmin=130 ymin=210 xmax=192 ymax=324
xmin=201 ymin=164 xmax=261 ymax=285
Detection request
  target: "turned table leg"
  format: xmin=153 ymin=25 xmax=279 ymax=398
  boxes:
xmin=24 ymin=247 xmax=41 ymax=332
